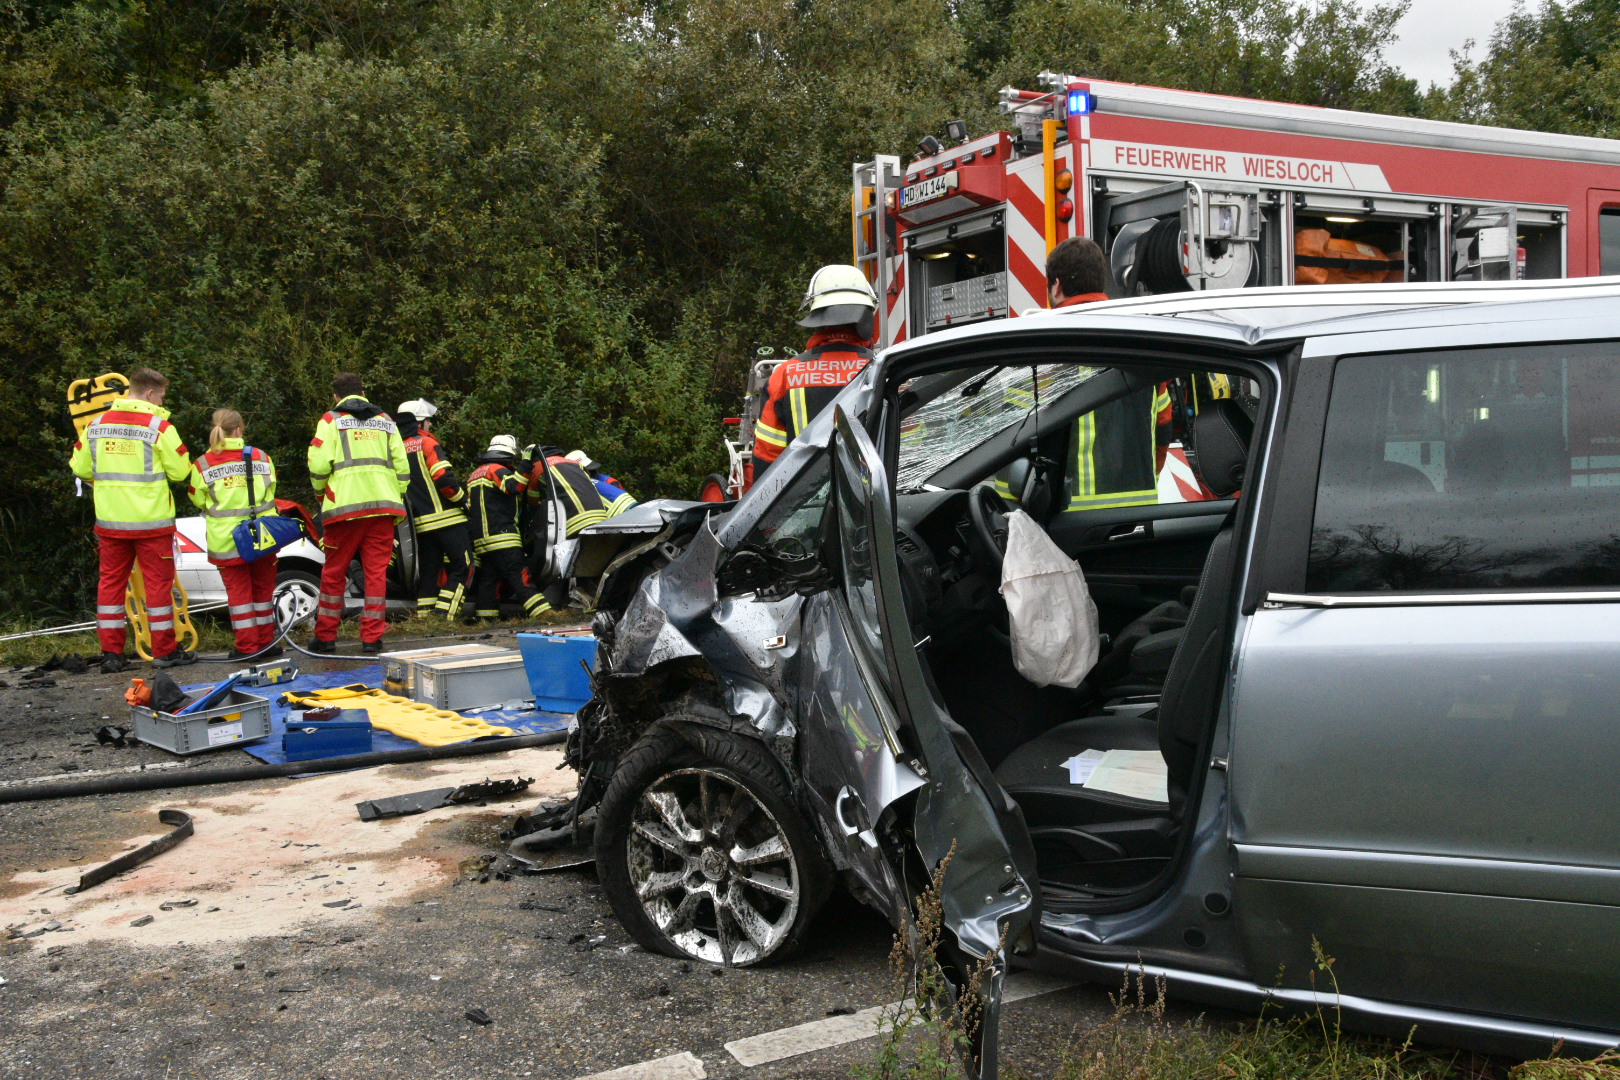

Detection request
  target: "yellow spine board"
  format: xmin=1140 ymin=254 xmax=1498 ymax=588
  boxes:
xmin=67 ymin=372 xmax=130 ymax=436
xmin=283 ymin=686 xmax=515 ymax=747
xmin=124 ymin=562 xmax=199 ymax=661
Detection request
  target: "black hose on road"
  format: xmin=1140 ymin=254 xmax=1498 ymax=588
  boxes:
xmin=0 ymin=729 xmax=568 ymax=805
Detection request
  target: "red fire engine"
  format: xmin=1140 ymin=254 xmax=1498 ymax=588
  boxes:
xmin=853 ymin=72 xmax=1620 ymax=348
xmin=702 ymin=75 xmax=1620 ymax=501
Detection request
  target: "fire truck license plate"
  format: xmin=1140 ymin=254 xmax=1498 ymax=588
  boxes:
xmin=901 ymin=173 xmax=959 ymax=206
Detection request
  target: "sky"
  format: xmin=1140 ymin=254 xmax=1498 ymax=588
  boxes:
xmin=1382 ymin=0 xmax=1526 ymax=87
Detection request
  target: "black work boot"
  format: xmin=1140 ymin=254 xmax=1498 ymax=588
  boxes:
xmin=305 ymin=637 xmax=337 ymax=655
xmin=100 ymin=652 xmax=130 ymax=675
xmin=152 ymin=649 xmax=197 ymax=668
xmin=360 ymin=640 xmax=384 ymax=655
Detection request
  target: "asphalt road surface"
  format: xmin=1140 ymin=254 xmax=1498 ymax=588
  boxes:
xmin=0 ymin=639 xmax=1135 ymax=1080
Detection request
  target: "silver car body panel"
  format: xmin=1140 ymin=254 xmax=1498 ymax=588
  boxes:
xmin=1229 ymin=602 xmax=1620 ymax=1031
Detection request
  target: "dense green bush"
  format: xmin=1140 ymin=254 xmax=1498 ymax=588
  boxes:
xmin=2 ymin=0 xmax=1567 ymax=619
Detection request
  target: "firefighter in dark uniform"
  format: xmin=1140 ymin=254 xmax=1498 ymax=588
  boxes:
xmin=1046 ymin=238 xmax=1174 ymax=511
xmin=752 ymin=265 xmax=878 ymax=470
xmin=467 ymin=435 xmax=550 ymax=622
xmin=397 ymin=399 xmax=473 ymax=620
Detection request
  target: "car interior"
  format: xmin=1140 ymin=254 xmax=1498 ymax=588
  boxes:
xmin=882 ymin=357 xmax=1260 ymax=903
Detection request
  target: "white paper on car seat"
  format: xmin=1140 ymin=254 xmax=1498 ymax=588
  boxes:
xmin=1064 ymin=748 xmax=1104 ymax=785
xmin=1000 ymin=509 xmax=1099 ymax=688
xmin=1069 ymin=749 xmax=1169 ymax=803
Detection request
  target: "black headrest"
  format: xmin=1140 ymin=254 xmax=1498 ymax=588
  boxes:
xmin=1187 ymin=398 xmax=1254 ymax=498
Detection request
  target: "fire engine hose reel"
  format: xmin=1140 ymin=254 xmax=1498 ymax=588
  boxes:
xmin=1119 ymin=215 xmax=1256 ymax=294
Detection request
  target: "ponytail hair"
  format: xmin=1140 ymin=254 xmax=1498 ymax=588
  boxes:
xmin=209 ymin=408 xmax=244 ymax=453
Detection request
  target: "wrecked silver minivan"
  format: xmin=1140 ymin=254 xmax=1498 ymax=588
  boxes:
xmin=520 ymin=282 xmax=1620 ymax=1071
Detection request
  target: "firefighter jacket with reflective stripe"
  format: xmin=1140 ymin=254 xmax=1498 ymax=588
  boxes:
xmin=1051 ymin=295 xmax=1172 ymax=512
xmin=69 ymin=398 xmax=192 ymax=538
xmin=401 ymin=431 xmax=467 ymax=532
xmin=185 ymin=439 xmax=279 ymax=564
xmin=467 ymin=457 xmax=525 ymax=554
xmin=307 ymin=396 xmax=409 ymax=525
xmin=752 ymin=331 xmax=873 ymax=467
xmin=526 ymin=457 xmax=609 ymax=536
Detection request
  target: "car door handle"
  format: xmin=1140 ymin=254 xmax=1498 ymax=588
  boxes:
xmin=1107 ymin=523 xmax=1149 ymax=541
xmin=835 ymin=787 xmax=880 ymax=850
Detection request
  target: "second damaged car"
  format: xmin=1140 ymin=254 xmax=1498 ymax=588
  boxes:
xmin=518 ymin=280 xmax=1620 ymax=1073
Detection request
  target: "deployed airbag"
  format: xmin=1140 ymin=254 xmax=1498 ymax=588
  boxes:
xmin=1000 ymin=510 xmax=1099 ymax=688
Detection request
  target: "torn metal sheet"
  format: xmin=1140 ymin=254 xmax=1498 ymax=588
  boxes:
xmin=356 ymin=776 xmax=533 ymax=822
xmin=67 ymin=809 xmax=194 ymax=894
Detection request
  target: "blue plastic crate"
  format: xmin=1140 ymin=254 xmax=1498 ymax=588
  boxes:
xmin=283 ymin=708 xmax=373 ymax=762
xmin=517 ymin=632 xmax=598 ymax=713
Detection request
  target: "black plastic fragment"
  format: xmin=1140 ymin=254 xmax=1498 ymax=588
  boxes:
xmin=95 ymin=725 xmax=131 ymax=748
xmin=356 ymin=777 xmax=533 ymax=822
xmin=67 ymin=809 xmax=194 ymax=894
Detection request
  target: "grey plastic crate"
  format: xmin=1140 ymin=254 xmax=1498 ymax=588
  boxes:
xmin=412 ymin=652 xmax=530 ymax=712
xmin=380 ymin=643 xmax=511 ymax=696
xmin=131 ymin=689 xmax=272 ymax=755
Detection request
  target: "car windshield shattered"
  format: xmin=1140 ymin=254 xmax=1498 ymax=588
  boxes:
xmin=896 ymin=363 xmax=1099 ymax=491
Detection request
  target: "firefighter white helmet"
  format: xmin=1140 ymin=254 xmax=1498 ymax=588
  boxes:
xmin=397 ymin=398 xmax=437 ymax=420
xmin=485 ymin=434 xmax=519 ymax=459
xmin=564 ymin=450 xmax=600 ymax=473
xmin=797 ymin=265 xmax=878 ymax=335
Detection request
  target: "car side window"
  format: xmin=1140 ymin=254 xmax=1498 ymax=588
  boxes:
xmin=748 ymin=454 xmax=831 ymax=552
xmin=1308 ymin=342 xmax=1620 ymax=591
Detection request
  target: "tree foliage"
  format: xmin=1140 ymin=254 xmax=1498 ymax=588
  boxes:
xmin=0 ymin=0 xmax=1579 ymax=617
xmin=1427 ymin=0 xmax=1620 ymax=136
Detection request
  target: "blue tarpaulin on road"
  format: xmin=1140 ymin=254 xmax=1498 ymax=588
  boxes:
xmin=183 ymin=662 xmax=573 ymax=766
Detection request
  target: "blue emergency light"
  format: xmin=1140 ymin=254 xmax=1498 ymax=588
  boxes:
xmin=1067 ymin=89 xmax=1096 ymax=116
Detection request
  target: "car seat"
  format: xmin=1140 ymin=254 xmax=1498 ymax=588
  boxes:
xmin=990 ymin=520 xmax=1239 ymax=891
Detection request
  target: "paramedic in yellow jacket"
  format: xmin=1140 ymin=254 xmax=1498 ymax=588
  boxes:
xmin=305 ymin=372 xmax=410 ymax=655
xmin=187 ymin=409 xmax=282 ymax=661
xmin=68 ymin=367 xmax=195 ymax=674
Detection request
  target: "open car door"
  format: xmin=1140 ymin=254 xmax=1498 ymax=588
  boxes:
xmin=827 ymin=404 xmax=1040 ymax=1079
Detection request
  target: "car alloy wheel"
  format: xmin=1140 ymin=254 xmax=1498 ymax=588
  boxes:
xmin=272 ymin=571 xmax=320 ymax=629
xmin=595 ymin=724 xmax=831 ymax=967
xmin=627 ymin=767 xmax=800 ymax=965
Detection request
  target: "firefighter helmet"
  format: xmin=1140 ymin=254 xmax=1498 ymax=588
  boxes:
xmin=565 ymin=450 xmax=600 ymax=473
xmin=797 ymin=265 xmax=878 ymax=334
xmin=485 ymin=434 xmax=519 ymax=459
xmin=397 ymin=398 xmax=438 ymax=420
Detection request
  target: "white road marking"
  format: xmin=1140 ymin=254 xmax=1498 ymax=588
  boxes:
xmin=0 ymin=761 xmax=188 ymax=788
xmin=723 ymin=970 xmax=1076 ymax=1067
xmin=573 ymin=1051 xmax=707 ymax=1080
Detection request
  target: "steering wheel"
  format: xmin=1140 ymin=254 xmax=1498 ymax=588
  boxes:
xmin=966 ymin=485 xmax=1014 ymax=572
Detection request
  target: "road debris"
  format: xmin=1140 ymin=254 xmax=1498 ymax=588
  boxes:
xmin=66 ymin=809 xmax=194 ymax=894
xmin=130 ymin=915 xmax=153 ymax=927
xmin=355 ymin=776 xmax=534 ymax=822
xmin=94 ymin=725 xmax=131 ymax=748
xmin=464 ymin=1007 xmax=494 ymax=1026
xmin=159 ymin=898 xmax=197 ymax=911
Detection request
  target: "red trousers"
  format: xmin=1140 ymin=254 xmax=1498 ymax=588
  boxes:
xmin=315 ymin=516 xmax=395 ymax=644
xmin=217 ymin=556 xmax=278 ymax=653
xmin=97 ymin=532 xmax=177 ymax=656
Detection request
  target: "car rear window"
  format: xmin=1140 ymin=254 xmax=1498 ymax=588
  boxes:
xmin=1308 ymin=342 xmax=1620 ymax=592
